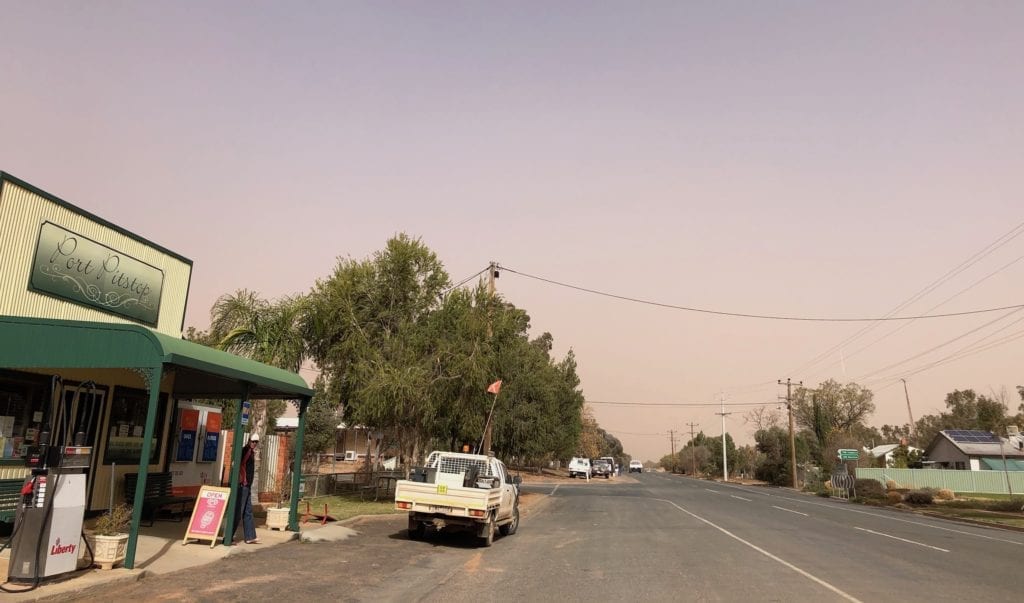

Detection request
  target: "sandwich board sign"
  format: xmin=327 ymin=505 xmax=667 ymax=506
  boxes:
xmin=183 ymin=485 xmax=232 ymax=548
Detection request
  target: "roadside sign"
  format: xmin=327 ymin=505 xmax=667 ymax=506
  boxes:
xmin=182 ymin=485 xmax=232 ymax=548
xmin=838 ymin=449 xmax=859 ymax=461
xmin=241 ymin=400 xmax=251 ymax=426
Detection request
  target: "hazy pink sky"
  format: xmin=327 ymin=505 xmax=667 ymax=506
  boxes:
xmin=3 ymin=3 xmax=1022 ymax=462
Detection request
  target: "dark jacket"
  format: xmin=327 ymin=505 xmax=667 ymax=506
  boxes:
xmin=240 ymin=445 xmax=256 ymax=487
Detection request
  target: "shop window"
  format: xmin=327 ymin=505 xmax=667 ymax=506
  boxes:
xmin=0 ymin=370 xmax=52 ymax=460
xmin=103 ymin=387 xmax=168 ymax=465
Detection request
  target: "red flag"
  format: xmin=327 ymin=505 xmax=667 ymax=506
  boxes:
xmin=487 ymin=380 xmax=502 ymax=395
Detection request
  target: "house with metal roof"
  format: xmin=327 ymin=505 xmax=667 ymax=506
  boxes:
xmin=923 ymin=429 xmax=1024 ymax=471
xmin=863 ymin=443 xmax=923 ymax=468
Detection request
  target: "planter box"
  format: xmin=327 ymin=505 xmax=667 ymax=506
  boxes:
xmin=265 ymin=506 xmax=290 ymax=531
xmin=85 ymin=533 xmax=128 ymax=570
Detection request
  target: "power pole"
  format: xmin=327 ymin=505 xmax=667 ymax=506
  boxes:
xmin=686 ymin=422 xmax=699 ymax=476
xmin=481 ymin=261 xmax=499 ymax=453
xmin=901 ymin=378 xmax=916 ymax=442
xmin=778 ymin=378 xmax=802 ymax=489
xmin=669 ymin=429 xmax=677 ymax=458
xmin=716 ymin=394 xmax=731 ymax=482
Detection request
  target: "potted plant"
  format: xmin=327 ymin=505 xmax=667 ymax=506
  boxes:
xmin=265 ymin=474 xmax=291 ymax=531
xmin=86 ymin=503 xmax=132 ymax=569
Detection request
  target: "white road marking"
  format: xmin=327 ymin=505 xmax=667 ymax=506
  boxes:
xmin=773 ymin=505 xmax=809 ymax=517
xmin=705 ymin=488 xmax=720 ymax=493
xmin=657 ymin=498 xmax=862 ymax=603
xmin=770 ymin=495 xmax=1024 ymax=546
xmin=854 ymin=527 xmax=950 ymax=553
xmin=550 ymin=485 xmax=560 ymax=496
xmin=731 ymin=495 xmax=752 ymax=502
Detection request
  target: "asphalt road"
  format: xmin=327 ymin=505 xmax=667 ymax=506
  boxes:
xmin=44 ymin=474 xmax=1024 ymax=602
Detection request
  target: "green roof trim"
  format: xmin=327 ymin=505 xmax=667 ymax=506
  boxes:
xmin=0 ymin=316 xmax=312 ymax=399
xmin=980 ymin=458 xmax=1024 ymax=471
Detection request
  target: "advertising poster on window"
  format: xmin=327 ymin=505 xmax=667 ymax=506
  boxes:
xmin=201 ymin=412 xmax=222 ymax=462
xmin=183 ymin=485 xmax=231 ymax=547
xmin=176 ymin=409 xmax=199 ymax=462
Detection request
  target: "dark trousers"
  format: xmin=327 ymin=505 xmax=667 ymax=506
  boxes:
xmin=234 ymin=484 xmax=256 ymax=542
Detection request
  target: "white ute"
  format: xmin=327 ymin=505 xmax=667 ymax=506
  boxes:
xmin=395 ymin=451 xmax=521 ymax=546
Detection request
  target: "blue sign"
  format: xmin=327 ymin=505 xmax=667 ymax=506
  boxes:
xmin=201 ymin=431 xmax=220 ymax=462
xmin=241 ymin=401 xmax=251 ymax=426
xmin=176 ymin=430 xmax=196 ymax=462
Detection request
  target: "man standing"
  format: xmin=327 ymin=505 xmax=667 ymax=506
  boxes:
xmin=234 ymin=434 xmax=260 ymax=544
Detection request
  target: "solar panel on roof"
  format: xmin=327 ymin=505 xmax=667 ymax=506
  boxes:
xmin=944 ymin=429 xmax=1000 ymax=443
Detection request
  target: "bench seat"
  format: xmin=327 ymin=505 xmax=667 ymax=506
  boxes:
xmin=124 ymin=472 xmax=194 ymax=526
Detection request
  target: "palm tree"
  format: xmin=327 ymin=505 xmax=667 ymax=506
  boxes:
xmin=209 ymin=290 xmax=309 ymax=439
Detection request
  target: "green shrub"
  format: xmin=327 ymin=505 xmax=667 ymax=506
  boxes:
xmin=885 ymin=491 xmax=903 ymax=505
xmin=93 ymin=503 xmax=133 ymax=536
xmin=854 ymin=478 xmax=885 ymax=499
xmin=816 ymin=489 xmax=831 ymax=498
xmin=985 ymin=497 xmax=1024 ymax=512
xmin=904 ymin=490 xmax=934 ymax=505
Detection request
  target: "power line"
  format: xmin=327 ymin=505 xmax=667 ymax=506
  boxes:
xmin=442 ymin=265 xmax=491 ymax=295
xmin=586 ymin=400 xmax=776 ymax=407
xmin=866 ymin=317 xmax=1024 ymax=388
xmin=498 ymin=265 xmax=1024 ymax=322
xmin=804 ymin=250 xmax=1024 ymax=381
xmin=855 ymin=307 xmax=1024 ymax=382
xmin=785 ymin=218 xmax=1024 ymax=376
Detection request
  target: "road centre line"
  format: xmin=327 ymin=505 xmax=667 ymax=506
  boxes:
xmin=656 ymin=498 xmax=862 ymax=602
xmin=731 ymin=495 xmax=752 ymax=501
xmin=773 ymin=505 xmax=809 ymax=517
xmin=854 ymin=527 xmax=950 ymax=553
xmin=705 ymin=488 xmax=720 ymax=493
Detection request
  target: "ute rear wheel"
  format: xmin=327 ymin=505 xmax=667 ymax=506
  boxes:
xmin=481 ymin=514 xmax=495 ymax=547
xmin=499 ymin=505 xmax=519 ymax=536
xmin=408 ymin=517 xmax=425 ymax=540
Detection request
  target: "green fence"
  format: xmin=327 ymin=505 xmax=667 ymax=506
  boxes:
xmin=857 ymin=467 xmax=1024 ymax=494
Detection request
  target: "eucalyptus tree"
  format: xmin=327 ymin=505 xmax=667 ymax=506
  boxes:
xmin=305 ymin=234 xmax=453 ymax=468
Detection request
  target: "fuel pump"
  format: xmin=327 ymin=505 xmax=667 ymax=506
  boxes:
xmin=6 ymin=380 xmax=95 ymax=585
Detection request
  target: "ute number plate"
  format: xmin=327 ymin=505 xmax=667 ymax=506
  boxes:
xmin=436 ymin=484 xmax=448 ymax=494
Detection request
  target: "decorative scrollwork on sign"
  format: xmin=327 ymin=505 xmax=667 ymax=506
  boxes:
xmin=38 ymin=265 xmax=154 ymax=311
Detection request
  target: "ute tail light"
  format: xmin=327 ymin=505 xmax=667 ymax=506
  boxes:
xmin=397 ymin=501 xmax=412 ymax=510
xmin=469 ymin=509 xmax=485 ymax=518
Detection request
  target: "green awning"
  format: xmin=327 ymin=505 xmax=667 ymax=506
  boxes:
xmin=0 ymin=315 xmax=312 ymax=399
xmin=981 ymin=458 xmax=1024 ymax=471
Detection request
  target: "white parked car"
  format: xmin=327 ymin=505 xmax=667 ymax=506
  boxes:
xmin=568 ymin=457 xmax=591 ymax=479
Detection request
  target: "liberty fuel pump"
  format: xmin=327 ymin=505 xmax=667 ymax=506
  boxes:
xmin=6 ymin=381 xmax=96 ymax=584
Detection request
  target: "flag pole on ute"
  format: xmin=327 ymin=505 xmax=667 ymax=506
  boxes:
xmin=478 ymin=380 xmax=502 ymax=453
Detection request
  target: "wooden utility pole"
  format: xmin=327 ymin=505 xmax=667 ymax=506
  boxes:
xmin=716 ymin=394 xmax=732 ymax=482
xmin=481 ymin=262 xmax=499 ymax=453
xmin=779 ymin=378 xmax=802 ymax=489
xmin=669 ymin=429 xmax=677 ymax=458
xmin=901 ymin=378 xmax=916 ymax=442
xmin=686 ymin=422 xmax=699 ymax=475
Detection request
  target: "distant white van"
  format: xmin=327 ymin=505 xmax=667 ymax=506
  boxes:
xmin=568 ymin=457 xmax=591 ymax=479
